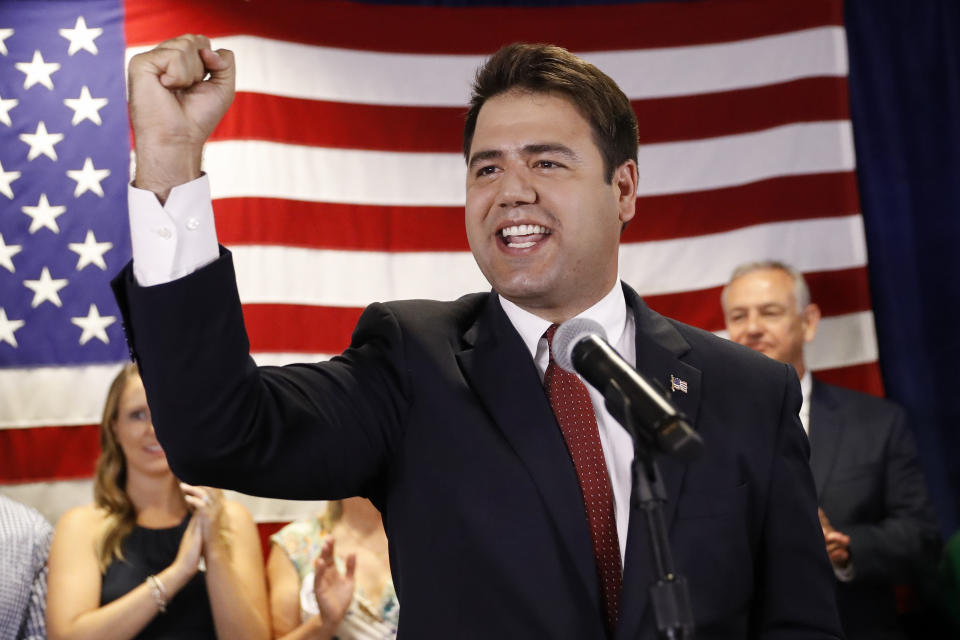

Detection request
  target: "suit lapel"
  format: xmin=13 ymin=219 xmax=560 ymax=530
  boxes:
xmin=617 ymin=285 xmax=701 ymax=640
xmin=808 ymin=380 xmax=842 ymax=500
xmin=455 ymin=293 xmax=601 ymax=612
xmin=455 ymin=288 xmax=706 ymax=637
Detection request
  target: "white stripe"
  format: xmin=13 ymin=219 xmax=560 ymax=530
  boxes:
xmin=126 ymin=27 xmax=846 ymax=106
xmin=205 ymin=121 xmax=854 ymax=205
xmin=0 ymin=357 xmax=331 ymax=428
xmin=220 ymin=492 xmax=327 ymax=524
xmin=232 ymin=245 xmax=489 ymax=306
xmin=205 ymin=142 xmax=466 ymax=207
xmin=636 ymin=121 xmax=855 ymax=196
xmin=807 ymin=310 xmax=879 ymax=371
xmin=0 ymin=480 xmax=90 ymax=528
xmin=0 ymin=363 xmax=124 ymax=428
xmin=587 ymin=27 xmax=848 ymax=100
xmin=620 ymin=215 xmax=868 ymax=296
xmin=715 ymin=310 xmax=879 ymax=372
xmin=0 ymin=355 xmax=332 ymax=428
xmin=230 ymin=216 xmax=866 ymax=306
xmin=0 ymin=481 xmax=327 ymax=530
xmin=252 ymin=352 xmax=335 ymax=367
xmin=126 ymin=37 xmax=481 ymax=107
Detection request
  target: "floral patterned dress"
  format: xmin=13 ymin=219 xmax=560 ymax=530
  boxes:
xmin=271 ymin=516 xmax=399 ymax=640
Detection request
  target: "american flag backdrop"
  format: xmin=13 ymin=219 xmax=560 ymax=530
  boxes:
xmin=0 ymin=0 xmax=879 ymax=541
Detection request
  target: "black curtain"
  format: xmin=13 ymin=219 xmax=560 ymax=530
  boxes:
xmin=845 ymin=0 xmax=960 ymax=534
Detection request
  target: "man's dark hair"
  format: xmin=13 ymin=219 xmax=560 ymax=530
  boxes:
xmin=463 ymin=43 xmax=639 ymax=183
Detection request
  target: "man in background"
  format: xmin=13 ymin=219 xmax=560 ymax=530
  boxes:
xmin=722 ymin=260 xmax=941 ymax=640
xmin=0 ymin=495 xmax=52 ymax=640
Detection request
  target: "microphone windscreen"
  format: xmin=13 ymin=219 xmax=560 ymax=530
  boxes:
xmin=553 ymin=317 xmax=606 ymax=373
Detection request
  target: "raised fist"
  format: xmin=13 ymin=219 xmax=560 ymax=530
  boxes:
xmin=127 ymin=34 xmax=235 ymax=201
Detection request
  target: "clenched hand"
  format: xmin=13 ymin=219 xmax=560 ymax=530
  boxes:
xmin=127 ymin=34 xmax=235 ymax=202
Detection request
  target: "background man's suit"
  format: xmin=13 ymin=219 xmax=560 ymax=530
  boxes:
xmin=810 ymin=379 xmax=941 ymax=640
xmin=112 ymin=250 xmax=842 ymax=639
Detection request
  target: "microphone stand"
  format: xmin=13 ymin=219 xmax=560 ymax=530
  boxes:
xmin=605 ymin=380 xmax=695 ymax=640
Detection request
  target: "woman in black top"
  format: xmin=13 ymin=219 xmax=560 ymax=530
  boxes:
xmin=46 ymin=363 xmax=270 ymax=639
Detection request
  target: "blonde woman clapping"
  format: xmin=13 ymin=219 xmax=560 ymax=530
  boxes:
xmin=46 ymin=363 xmax=269 ymax=640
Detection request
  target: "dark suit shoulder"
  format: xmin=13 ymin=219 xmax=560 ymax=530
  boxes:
xmin=813 ymin=380 xmax=906 ymax=430
xmin=378 ymin=292 xmax=489 ymax=332
xmin=814 ymin=380 xmax=903 ymax=412
xmin=349 ymin=293 xmax=491 ymax=354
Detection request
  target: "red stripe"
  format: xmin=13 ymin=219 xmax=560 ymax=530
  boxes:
xmin=211 ymin=94 xmax=461 ymax=153
xmin=214 ymin=173 xmax=859 ymax=252
xmin=806 ymin=269 xmax=875 ymax=318
xmin=215 ymin=199 xmax=466 ymax=252
xmin=643 ymin=266 xmax=873 ymax=332
xmin=124 ymin=0 xmax=843 ymax=52
xmin=257 ymin=521 xmax=288 ymax=562
xmin=212 ymin=77 xmax=849 ymax=152
xmin=243 ymin=304 xmax=362 ymax=355
xmin=814 ymin=362 xmax=885 ymax=398
xmin=626 ymin=172 xmax=860 ymax=243
xmin=633 ymin=77 xmax=850 ymax=145
xmin=0 ymin=424 xmax=99 ymax=483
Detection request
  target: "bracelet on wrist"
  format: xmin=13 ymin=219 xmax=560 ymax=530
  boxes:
xmin=146 ymin=574 xmax=168 ymax=613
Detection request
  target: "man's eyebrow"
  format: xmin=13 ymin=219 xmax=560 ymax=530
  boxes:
xmin=467 ymin=143 xmax=581 ymax=169
xmin=467 ymin=149 xmax=502 ymax=169
xmin=522 ymin=143 xmax=579 ymax=161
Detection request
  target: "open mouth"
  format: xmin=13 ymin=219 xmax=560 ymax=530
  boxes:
xmin=499 ymin=224 xmax=551 ymax=249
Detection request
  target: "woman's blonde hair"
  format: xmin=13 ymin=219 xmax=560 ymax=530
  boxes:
xmin=93 ymin=362 xmax=231 ymax=572
xmin=93 ymin=362 xmax=141 ymax=571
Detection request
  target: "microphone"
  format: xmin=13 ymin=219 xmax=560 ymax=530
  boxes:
xmin=553 ymin=318 xmax=703 ymax=461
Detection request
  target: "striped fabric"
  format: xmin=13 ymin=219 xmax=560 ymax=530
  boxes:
xmin=1 ymin=0 xmax=877 ymax=535
xmin=0 ymin=495 xmax=52 ymax=640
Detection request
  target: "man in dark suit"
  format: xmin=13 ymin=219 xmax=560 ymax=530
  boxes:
xmin=722 ymin=260 xmax=941 ymax=640
xmin=113 ymin=38 xmax=843 ymax=638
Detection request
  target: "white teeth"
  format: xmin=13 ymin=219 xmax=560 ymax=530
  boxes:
xmin=501 ymin=224 xmax=548 ymax=237
xmin=510 ymin=241 xmax=535 ymax=248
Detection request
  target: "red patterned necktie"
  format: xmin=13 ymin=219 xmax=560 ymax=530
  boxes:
xmin=543 ymin=324 xmax=622 ymax=635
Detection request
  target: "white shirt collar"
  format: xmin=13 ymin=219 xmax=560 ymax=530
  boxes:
xmin=500 ymin=281 xmax=635 ymax=565
xmin=799 ymin=369 xmax=812 ymax=435
xmin=498 ymin=280 xmax=628 ymax=363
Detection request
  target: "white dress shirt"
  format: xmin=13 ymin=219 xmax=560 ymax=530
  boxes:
xmin=799 ymin=368 xmax=854 ymax=582
xmin=128 ymin=176 xmax=219 ymax=286
xmin=799 ymin=369 xmax=812 ymax=436
xmin=499 ymin=286 xmax=636 ymax=566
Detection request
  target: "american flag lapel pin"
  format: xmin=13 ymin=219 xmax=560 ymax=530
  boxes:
xmin=670 ymin=374 xmax=688 ymax=394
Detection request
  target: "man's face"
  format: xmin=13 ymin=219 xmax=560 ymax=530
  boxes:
xmin=464 ymin=90 xmax=637 ymax=322
xmin=722 ymin=268 xmax=819 ymax=376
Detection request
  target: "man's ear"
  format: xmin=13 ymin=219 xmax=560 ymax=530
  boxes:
xmin=614 ymin=159 xmax=638 ymax=225
xmin=801 ymin=303 xmax=822 ymax=343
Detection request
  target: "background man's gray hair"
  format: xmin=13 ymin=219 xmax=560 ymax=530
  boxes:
xmin=721 ymin=260 xmax=811 ymax=312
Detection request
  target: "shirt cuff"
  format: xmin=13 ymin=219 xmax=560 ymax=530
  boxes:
xmin=128 ymin=175 xmax=219 ymax=287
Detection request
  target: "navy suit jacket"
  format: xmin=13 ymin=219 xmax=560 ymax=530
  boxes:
xmin=112 ymin=250 xmax=842 ymax=639
xmin=809 ymin=380 xmax=941 ymax=640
